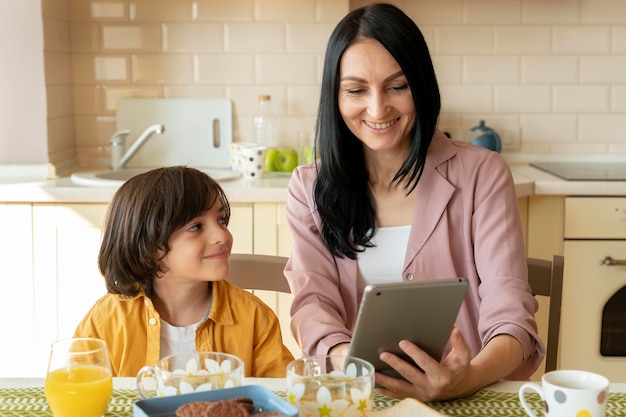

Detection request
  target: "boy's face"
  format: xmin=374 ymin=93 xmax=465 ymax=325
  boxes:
xmin=158 ymin=200 xmax=233 ymax=284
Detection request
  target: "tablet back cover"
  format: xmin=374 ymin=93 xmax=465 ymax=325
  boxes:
xmin=348 ymin=278 xmax=468 ymax=372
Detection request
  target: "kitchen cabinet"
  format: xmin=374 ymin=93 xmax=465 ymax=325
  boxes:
xmin=250 ymin=202 xmax=298 ymax=357
xmin=526 ymin=196 xmax=564 ymax=260
xmin=561 ymin=197 xmax=626 ymax=381
xmin=524 ymin=195 xmax=564 ymax=380
xmin=0 ymin=204 xmax=35 ymax=377
xmin=525 ymin=195 xmax=626 ymax=381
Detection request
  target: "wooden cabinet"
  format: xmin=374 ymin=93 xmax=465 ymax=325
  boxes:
xmin=522 ymin=196 xmax=564 ymax=380
xmin=527 ymin=196 xmax=564 ymax=260
xmin=560 ymin=197 xmax=626 ymax=381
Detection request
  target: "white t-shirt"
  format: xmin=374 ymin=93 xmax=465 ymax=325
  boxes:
xmin=358 ymin=225 xmax=411 ymax=284
xmin=159 ymin=291 xmax=213 ymax=358
xmin=160 ymin=319 xmax=199 ymax=358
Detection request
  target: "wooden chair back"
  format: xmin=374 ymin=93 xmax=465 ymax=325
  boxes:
xmin=527 ymin=254 xmax=565 ymax=373
xmin=228 ymin=253 xmax=290 ymax=293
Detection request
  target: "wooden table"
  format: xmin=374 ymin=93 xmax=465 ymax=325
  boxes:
xmin=1 ymin=378 xmax=625 ymax=416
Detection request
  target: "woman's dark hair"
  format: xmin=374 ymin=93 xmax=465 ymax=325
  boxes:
xmin=314 ymin=3 xmax=441 ymax=259
xmin=98 ymin=166 xmax=231 ymax=296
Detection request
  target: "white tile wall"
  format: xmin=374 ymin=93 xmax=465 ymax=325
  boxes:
xmin=553 ymin=86 xmax=610 ymax=113
xmin=36 ymin=0 xmax=626 ymax=170
xmin=521 ymin=56 xmax=578 ymax=84
xmin=522 ymin=0 xmax=580 ymax=24
xmin=580 ymin=56 xmax=626 ymax=83
xmin=553 ymin=26 xmax=610 ymax=54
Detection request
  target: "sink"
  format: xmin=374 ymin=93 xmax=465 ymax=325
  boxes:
xmin=71 ymin=167 xmax=242 ymax=187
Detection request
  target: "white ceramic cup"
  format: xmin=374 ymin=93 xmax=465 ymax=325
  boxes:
xmin=136 ymin=351 xmax=244 ymax=398
xmin=519 ymin=369 xmax=609 ymax=417
xmin=229 ymin=142 xmax=267 ymax=179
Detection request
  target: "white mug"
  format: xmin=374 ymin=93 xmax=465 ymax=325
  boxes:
xmin=519 ymin=369 xmax=609 ymax=417
xmin=229 ymin=142 xmax=267 ymax=180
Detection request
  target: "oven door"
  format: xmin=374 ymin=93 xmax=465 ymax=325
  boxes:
xmin=561 ymin=240 xmax=626 ymax=380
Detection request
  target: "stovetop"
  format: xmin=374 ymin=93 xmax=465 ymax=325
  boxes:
xmin=530 ymin=162 xmax=626 ymax=181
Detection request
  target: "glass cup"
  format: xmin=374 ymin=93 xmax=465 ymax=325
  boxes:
xmin=136 ymin=351 xmax=244 ymax=398
xmin=44 ymin=338 xmax=113 ymax=417
xmin=297 ymin=130 xmax=314 ymax=165
xmin=286 ymin=355 xmax=374 ymax=417
xmin=519 ymin=369 xmax=609 ymax=417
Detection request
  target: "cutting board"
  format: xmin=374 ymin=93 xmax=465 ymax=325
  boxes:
xmin=115 ymin=98 xmax=232 ymax=169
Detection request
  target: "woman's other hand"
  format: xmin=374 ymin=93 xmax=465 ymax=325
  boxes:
xmin=374 ymin=324 xmax=476 ymax=401
xmin=375 ymin=324 xmax=524 ymax=401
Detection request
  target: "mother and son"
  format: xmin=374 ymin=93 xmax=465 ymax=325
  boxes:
xmin=74 ymin=3 xmax=544 ymax=402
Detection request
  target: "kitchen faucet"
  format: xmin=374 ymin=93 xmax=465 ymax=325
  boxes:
xmin=110 ymin=124 xmax=165 ymax=170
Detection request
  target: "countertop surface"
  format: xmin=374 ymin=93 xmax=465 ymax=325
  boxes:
xmin=1 ymin=164 xmax=626 ymax=203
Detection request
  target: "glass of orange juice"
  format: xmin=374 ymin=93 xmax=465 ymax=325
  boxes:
xmin=44 ymin=338 xmax=113 ymax=417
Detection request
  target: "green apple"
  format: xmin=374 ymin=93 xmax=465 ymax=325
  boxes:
xmin=264 ymin=147 xmax=278 ymax=172
xmin=275 ymin=148 xmax=299 ymax=172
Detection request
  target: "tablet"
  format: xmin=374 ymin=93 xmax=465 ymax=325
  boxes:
xmin=347 ymin=277 xmax=468 ymax=377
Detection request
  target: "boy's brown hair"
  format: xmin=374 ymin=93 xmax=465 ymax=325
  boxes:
xmin=98 ymin=166 xmax=230 ymax=296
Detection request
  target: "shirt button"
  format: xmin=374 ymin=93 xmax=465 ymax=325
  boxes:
xmin=149 ymin=318 xmax=157 ymax=325
xmin=406 ymin=273 xmax=414 ymax=281
xmin=144 ymin=299 xmax=150 ymax=306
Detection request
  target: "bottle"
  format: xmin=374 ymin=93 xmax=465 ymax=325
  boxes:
xmin=252 ymin=95 xmax=279 ymax=148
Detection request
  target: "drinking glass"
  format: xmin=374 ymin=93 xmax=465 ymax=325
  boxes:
xmin=286 ymin=355 xmax=374 ymax=417
xmin=44 ymin=338 xmax=113 ymax=417
xmin=136 ymin=351 xmax=244 ymax=398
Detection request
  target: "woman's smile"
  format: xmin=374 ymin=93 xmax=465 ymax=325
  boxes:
xmin=363 ymin=117 xmax=400 ymax=131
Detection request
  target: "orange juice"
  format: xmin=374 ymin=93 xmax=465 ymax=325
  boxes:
xmin=45 ymin=365 xmax=112 ymax=417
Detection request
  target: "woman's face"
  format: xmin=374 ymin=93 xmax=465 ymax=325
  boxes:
xmin=338 ymin=37 xmax=416 ymax=154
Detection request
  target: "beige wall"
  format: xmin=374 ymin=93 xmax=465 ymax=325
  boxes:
xmin=0 ymin=1 xmax=47 ymax=165
xmin=8 ymin=0 xmax=626 ymax=172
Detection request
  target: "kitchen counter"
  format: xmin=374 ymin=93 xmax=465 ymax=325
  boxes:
xmin=1 ymin=164 xmax=626 ymax=204
xmin=0 ymin=174 xmax=293 ymax=203
xmin=511 ymin=164 xmax=626 ymax=196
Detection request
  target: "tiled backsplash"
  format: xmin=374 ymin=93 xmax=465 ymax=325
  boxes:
xmin=40 ymin=0 xmax=626 ymax=171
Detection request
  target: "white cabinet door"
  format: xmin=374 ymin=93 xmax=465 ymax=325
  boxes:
xmin=32 ymin=203 xmax=109 ymax=377
xmin=0 ymin=204 xmax=35 ymax=377
xmin=251 ymin=202 xmax=299 ymax=358
xmin=230 ymin=203 xmax=253 ymax=254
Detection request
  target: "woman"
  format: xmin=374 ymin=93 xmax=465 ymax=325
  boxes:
xmin=284 ymin=3 xmax=544 ymax=401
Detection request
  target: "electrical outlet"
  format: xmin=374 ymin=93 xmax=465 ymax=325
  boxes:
xmin=500 ymin=128 xmax=521 ymax=151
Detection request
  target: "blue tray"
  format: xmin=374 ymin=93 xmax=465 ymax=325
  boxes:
xmin=133 ymin=385 xmax=298 ymax=417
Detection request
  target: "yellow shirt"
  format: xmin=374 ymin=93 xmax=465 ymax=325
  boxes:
xmin=74 ymin=280 xmax=294 ymax=377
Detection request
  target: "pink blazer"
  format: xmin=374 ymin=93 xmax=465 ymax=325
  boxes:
xmin=284 ymin=130 xmax=545 ymax=380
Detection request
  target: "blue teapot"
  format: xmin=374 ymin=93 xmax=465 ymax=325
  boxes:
xmin=470 ymin=120 xmax=501 ymax=153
